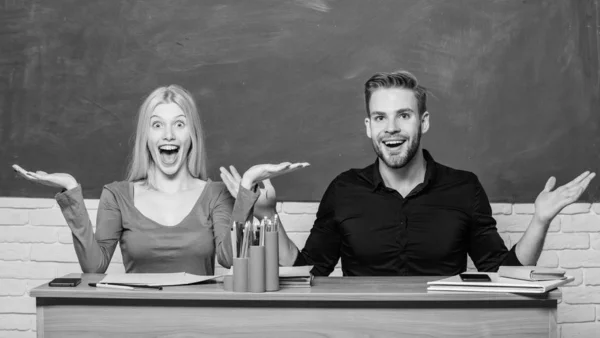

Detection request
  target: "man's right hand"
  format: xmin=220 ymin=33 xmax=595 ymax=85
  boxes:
xmin=13 ymin=164 xmax=78 ymax=191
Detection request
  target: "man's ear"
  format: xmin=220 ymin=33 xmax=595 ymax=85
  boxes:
xmin=365 ymin=117 xmax=372 ymax=139
xmin=421 ymin=111 xmax=430 ymax=134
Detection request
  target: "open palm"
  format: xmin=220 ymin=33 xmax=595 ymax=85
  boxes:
xmin=220 ymin=162 xmax=309 ymax=219
xmin=12 ymin=164 xmax=78 ymax=190
xmin=534 ymin=171 xmax=595 ymax=224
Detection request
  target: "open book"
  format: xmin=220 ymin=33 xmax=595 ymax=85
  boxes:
xmin=427 ymin=273 xmax=574 ymax=294
xmin=99 ymin=272 xmax=220 ymax=287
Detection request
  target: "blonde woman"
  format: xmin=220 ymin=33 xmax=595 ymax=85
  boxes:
xmin=13 ymin=85 xmax=307 ymax=274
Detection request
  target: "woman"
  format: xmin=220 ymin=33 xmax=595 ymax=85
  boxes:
xmin=13 ymin=85 xmax=307 ymax=275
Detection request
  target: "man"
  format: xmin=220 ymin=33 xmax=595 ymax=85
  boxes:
xmin=221 ymin=70 xmax=595 ymax=276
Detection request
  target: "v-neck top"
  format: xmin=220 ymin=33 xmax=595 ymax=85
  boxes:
xmin=55 ymin=180 xmax=259 ymax=275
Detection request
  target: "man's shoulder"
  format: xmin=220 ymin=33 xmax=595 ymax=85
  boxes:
xmin=331 ymin=166 xmax=372 ymax=185
xmin=434 ymin=161 xmax=480 ymax=186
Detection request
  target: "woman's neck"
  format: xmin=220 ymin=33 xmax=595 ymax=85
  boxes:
xmin=147 ymin=166 xmax=197 ymax=194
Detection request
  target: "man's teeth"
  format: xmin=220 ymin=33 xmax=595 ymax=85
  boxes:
xmin=383 ymin=140 xmax=405 ymax=146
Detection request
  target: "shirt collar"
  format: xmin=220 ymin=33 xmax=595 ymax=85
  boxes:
xmin=359 ymin=149 xmax=437 ymax=192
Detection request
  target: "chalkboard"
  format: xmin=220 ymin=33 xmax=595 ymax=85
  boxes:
xmin=1 ymin=0 xmax=599 ymax=202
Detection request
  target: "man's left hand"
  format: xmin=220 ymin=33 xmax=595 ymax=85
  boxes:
xmin=534 ymin=171 xmax=596 ymax=224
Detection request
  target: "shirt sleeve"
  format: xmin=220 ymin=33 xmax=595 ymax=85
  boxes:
xmin=55 ymin=185 xmax=123 ymax=273
xmin=469 ymin=176 xmax=522 ymax=271
xmin=293 ymin=179 xmax=341 ymax=276
xmin=211 ymin=184 xmax=259 ymax=269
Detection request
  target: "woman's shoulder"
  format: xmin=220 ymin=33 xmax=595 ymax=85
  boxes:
xmin=102 ymin=180 xmax=132 ymax=197
xmin=203 ymin=179 xmax=229 ymax=198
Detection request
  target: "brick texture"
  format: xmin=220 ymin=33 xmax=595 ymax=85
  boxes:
xmin=0 ymin=198 xmax=598 ymax=337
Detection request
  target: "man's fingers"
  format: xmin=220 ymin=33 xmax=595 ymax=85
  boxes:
xmin=580 ymin=172 xmax=596 ymax=189
xmin=543 ymin=176 xmax=556 ymax=192
xmin=565 ymin=171 xmax=591 ymax=188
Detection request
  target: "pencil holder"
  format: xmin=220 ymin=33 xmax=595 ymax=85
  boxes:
xmin=233 ymin=258 xmax=249 ymax=292
xmin=265 ymin=231 xmax=279 ymax=292
xmin=249 ymin=246 xmax=266 ymax=293
xmin=223 ymin=275 xmax=233 ymax=291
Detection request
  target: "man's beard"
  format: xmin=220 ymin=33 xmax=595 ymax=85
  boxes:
xmin=372 ymin=128 xmax=422 ymax=169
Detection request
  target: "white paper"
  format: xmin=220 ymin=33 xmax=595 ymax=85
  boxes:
xmin=100 ymin=272 xmax=221 ymax=286
xmin=279 ymin=266 xmax=313 ymax=278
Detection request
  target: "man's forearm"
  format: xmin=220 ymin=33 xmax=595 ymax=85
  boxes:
xmin=514 ymin=215 xmax=551 ymax=265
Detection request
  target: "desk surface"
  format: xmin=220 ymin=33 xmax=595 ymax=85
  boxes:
xmin=30 ymin=273 xmax=560 ymax=304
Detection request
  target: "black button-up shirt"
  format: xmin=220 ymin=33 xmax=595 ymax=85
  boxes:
xmin=294 ymin=150 xmax=521 ymax=276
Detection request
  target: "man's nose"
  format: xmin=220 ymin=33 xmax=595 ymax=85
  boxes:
xmin=385 ymin=118 xmax=400 ymax=133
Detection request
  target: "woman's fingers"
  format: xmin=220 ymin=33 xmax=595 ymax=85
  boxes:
xmin=13 ymin=165 xmax=38 ymax=181
xmin=219 ymin=173 xmax=238 ymax=197
xmin=219 ymin=167 xmax=239 ymax=184
xmin=229 ymin=166 xmax=242 ymax=181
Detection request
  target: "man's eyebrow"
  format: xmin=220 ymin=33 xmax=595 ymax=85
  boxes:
xmin=370 ymin=108 xmax=414 ymax=116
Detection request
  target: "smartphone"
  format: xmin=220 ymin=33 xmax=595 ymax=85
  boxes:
xmin=459 ymin=273 xmax=491 ymax=282
xmin=48 ymin=278 xmax=82 ymax=287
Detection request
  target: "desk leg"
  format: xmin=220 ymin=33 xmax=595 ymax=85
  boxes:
xmin=549 ymin=307 xmax=557 ymax=338
xmin=36 ymin=305 xmax=44 ymax=338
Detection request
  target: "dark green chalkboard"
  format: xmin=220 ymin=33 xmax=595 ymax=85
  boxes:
xmin=1 ymin=0 xmax=599 ymax=202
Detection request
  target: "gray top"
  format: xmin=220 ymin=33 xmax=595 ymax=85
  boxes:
xmin=56 ymin=180 xmax=258 ymax=275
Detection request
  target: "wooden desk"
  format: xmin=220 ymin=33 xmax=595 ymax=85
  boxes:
xmin=31 ymin=274 xmax=558 ymax=338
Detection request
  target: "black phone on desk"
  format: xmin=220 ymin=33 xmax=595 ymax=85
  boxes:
xmin=459 ymin=273 xmax=491 ymax=282
xmin=48 ymin=278 xmax=82 ymax=287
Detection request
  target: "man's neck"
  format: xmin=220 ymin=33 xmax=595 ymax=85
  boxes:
xmin=378 ymin=149 xmax=427 ymax=196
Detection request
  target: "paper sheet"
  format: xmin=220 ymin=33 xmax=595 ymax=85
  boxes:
xmin=100 ymin=272 xmax=220 ymax=287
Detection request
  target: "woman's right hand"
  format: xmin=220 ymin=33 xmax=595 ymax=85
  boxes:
xmin=12 ymin=164 xmax=78 ymax=191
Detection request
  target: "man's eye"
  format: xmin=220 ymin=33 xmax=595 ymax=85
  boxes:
xmin=374 ymin=116 xmax=384 ymax=121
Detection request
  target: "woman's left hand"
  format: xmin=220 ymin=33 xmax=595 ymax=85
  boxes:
xmin=534 ymin=171 xmax=595 ymax=224
xmin=220 ymin=162 xmax=310 ymax=218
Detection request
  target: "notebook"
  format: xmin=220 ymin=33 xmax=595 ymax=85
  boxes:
xmin=279 ymin=266 xmax=313 ymax=288
xmin=222 ymin=266 xmax=314 ymax=287
xmin=498 ymin=266 xmax=566 ymax=281
xmin=427 ymin=273 xmax=573 ymax=294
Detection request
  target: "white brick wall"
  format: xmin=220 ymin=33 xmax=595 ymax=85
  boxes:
xmin=0 ymin=199 xmax=599 ymax=337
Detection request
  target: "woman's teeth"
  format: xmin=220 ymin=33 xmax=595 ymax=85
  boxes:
xmin=158 ymin=145 xmax=180 ymax=165
xmin=159 ymin=145 xmax=179 ymax=151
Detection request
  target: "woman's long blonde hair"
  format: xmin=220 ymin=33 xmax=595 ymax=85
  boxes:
xmin=126 ymin=85 xmax=207 ymax=183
